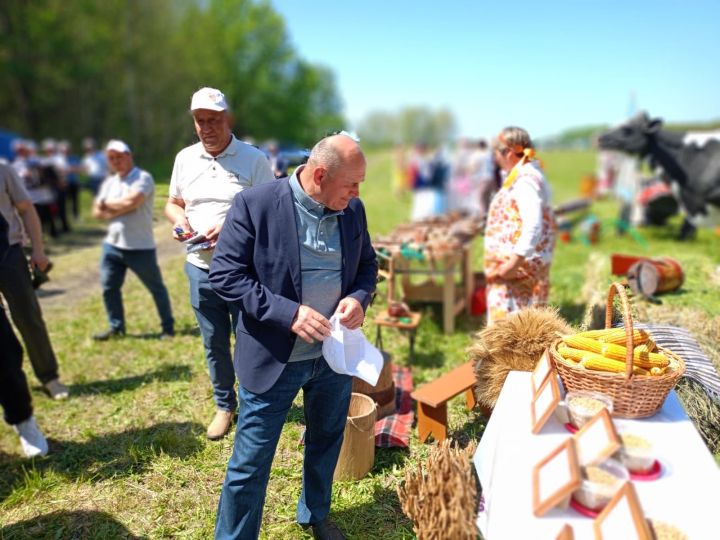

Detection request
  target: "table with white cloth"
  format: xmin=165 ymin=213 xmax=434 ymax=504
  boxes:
xmin=474 ymin=371 xmax=720 ymax=539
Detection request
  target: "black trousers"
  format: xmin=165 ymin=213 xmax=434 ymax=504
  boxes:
xmin=0 ymin=307 xmax=32 ymax=426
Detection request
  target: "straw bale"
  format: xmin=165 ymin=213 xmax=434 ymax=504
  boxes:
xmin=469 ymin=307 xmax=572 ymax=410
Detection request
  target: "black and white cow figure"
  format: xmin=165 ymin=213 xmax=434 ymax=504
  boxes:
xmin=599 ymin=112 xmax=720 ymax=239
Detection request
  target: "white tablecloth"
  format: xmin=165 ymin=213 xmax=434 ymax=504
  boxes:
xmin=474 ymin=371 xmax=720 ymax=539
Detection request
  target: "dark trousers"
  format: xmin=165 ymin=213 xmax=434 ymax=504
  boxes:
xmin=0 ymin=306 xmax=32 ymax=426
xmin=34 ymin=203 xmax=58 ymax=238
xmin=55 ymin=188 xmax=71 ymax=232
xmin=67 ymin=182 xmax=80 ymax=220
xmin=0 ymin=244 xmax=60 ymax=384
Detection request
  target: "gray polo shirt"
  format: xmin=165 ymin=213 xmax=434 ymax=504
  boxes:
xmin=96 ymin=166 xmax=156 ymax=250
xmin=287 ymin=168 xmax=344 ymax=362
xmin=0 ymin=163 xmax=31 ymax=247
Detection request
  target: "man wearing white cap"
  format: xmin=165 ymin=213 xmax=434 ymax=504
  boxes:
xmin=164 ymin=87 xmax=275 ymax=440
xmin=92 ymin=140 xmax=174 ymax=340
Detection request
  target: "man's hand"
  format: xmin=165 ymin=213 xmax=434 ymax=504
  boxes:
xmin=291 ymin=305 xmax=332 ymax=344
xmin=335 ymin=297 xmax=365 ymax=330
xmin=172 ymin=218 xmax=193 ymax=241
xmin=204 ymin=223 xmax=223 ymax=248
xmin=30 ymin=250 xmax=50 ymax=272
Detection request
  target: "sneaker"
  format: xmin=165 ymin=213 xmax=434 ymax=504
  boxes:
xmin=206 ymin=409 xmax=234 ymax=440
xmin=13 ymin=416 xmax=49 ymax=457
xmin=44 ymin=378 xmax=69 ymax=400
xmin=92 ymin=328 xmax=125 ymax=341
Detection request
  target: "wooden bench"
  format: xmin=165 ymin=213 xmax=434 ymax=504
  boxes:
xmin=410 ymin=360 xmax=477 ymax=443
xmin=374 ymin=309 xmax=422 ymax=361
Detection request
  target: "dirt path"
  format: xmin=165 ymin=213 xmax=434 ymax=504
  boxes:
xmin=37 ymin=224 xmax=185 ymax=311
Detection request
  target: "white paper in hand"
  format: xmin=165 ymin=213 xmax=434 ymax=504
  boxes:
xmin=322 ymin=315 xmax=383 ymax=386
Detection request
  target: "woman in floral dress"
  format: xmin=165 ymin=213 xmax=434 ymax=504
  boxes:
xmin=484 ymin=127 xmax=556 ymax=325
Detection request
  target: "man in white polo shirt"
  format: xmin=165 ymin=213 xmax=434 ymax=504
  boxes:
xmin=92 ymin=140 xmax=174 ymax=341
xmin=164 ymin=87 xmax=275 ymax=440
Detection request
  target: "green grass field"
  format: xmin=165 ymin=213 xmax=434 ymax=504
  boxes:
xmin=1 ymin=150 xmax=718 ymax=538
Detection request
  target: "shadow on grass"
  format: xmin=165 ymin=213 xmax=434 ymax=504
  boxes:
xmin=0 ymin=421 xmax=204 ymax=504
xmin=44 ymin=225 xmax=106 ymax=255
xmin=371 ymin=446 xmax=412 ymax=475
xmin=0 ymin=510 xmax=146 ymax=540
xmin=557 ymin=301 xmax=587 ymax=327
xmin=122 ymin=326 xmax=200 ymax=340
xmin=64 ymin=364 xmax=193 ymax=396
xmin=329 ymin=485 xmax=415 ymax=540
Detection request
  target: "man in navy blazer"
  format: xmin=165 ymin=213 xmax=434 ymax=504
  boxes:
xmin=210 ymin=134 xmax=377 ymax=540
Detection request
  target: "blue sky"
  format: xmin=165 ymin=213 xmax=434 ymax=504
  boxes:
xmin=270 ymin=0 xmax=720 ymax=139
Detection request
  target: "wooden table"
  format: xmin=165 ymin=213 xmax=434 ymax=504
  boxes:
xmin=373 ymin=309 xmax=422 ymax=361
xmin=386 ymin=244 xmax=474 ymax=334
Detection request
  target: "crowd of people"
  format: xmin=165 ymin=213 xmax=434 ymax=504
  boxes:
xmin=1 ymin=84 xmax=557 ymax=540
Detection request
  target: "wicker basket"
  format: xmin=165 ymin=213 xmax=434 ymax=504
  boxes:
xmin=551 ymin=282 xmax=685 ymax=418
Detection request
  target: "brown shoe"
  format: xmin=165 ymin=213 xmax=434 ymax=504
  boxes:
xmin=206 ymin=410 xmax=234 ymax=440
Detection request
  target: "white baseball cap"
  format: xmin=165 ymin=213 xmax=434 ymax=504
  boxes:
xmin=190 ymin=87 xmax=229 ymax=112
xmin=105 ymin=139 xmax=131 ymax=154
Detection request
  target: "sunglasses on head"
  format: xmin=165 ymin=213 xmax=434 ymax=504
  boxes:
xmin=324 ymin=129 xmax=360 ymax=142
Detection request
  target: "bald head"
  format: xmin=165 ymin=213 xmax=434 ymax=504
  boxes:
xmin=309 ymin=134 xmax=365 ymax=173
xmin=300 ymin=134 xmax=366 ymax=211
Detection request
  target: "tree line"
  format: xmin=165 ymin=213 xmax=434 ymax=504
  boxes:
xmin=0 ymin=0 xmax=344 ymax=168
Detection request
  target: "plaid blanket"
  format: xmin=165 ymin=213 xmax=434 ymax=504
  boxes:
xmin=375 ymin=365 xmax=414 ymax=448
xmin=617 ymin=322 xmax=720 ymax=404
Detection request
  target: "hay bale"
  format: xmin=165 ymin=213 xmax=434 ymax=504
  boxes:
xmin=469 ymin=307 xmax=572 ymax=410
xmin=397 ymin=440 xmax=478 ymax=540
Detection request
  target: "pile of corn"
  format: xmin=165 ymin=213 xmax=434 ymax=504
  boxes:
xmin=557 ymin=328 xmax=674 ymax=376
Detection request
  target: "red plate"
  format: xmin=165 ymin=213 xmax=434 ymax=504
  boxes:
xmin=564 ymin=422 xmax=578 ymax=434
xmin=629 ymin=459 xmax=662 ymax=481
xmin=570 ymin=496 xmax=600 ymax=518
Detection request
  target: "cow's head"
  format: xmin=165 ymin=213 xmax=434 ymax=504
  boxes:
xmin=598 ymin=112 xmax=663 ymax=156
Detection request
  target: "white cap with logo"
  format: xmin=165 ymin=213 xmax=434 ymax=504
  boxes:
xmin=190 ymin=87 xmax=229 ymax=112
xmin=105 ymin=139 xmax=131 ymax=154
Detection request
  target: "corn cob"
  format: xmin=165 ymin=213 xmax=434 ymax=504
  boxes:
xmin=580 ymin=354 xmax=650 ymax=375
xmin=634 ymin=338 xmax=657 ymax=354
xmin=650 ymin=367 xmax=667 ymax=376
xmin=558 ymin=344 xmax=586 ymax=362
xmin=600 ymin=343 xmax=670 ymax=368
xmin=573 ymin=328 xmax=651 ymax=345
xmin=561 ymin=335 xmax=605 ymax=354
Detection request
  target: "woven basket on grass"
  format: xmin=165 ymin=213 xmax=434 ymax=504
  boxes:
xmin=551 ymin=282 xmax=685 ymax=418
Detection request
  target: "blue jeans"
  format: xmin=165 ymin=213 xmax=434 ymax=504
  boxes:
xmin=99 ymin=243 xmax=174 ymax=334
xmin=215 ymin=357 xmax=352 ymax=540
xmin=185 ymin=262 xmax=239 ymax=412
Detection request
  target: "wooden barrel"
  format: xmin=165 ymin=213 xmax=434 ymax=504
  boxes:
xmin=352 ymin=351 xmax=396 ymax=419
xmin=333 ymin=393 xmax=377 ymax=481
xmin=627 ymin=257 xmax=684 ymax=297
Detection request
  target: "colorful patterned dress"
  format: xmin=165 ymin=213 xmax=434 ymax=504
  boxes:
xmin=483 ymin=160 xmax=556 ymax=325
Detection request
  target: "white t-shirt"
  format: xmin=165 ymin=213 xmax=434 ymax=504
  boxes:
xmin=96 ymin=167 xmax=156 ymax=250
xmin=169 ymin=136 xmax=275 ymax=269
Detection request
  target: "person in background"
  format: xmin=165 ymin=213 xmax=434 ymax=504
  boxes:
xmin=265 ymin=140 xmax=288 ymax=179
xmin=40 ymin=138 xmax=70 ymax=234
xmin=0 ymin=162 xmax=69 ymax=400
xmin=0 ymin=211 xmax=49 ymax=458
xmin=13 ymin=140 xmax=58 ymax=238
xmin=484 ymin=127 xmax=556 ymax=326
xmin=92 ymin=140 xmax=174 ymax=341
xmin=164 ymin=87 xmax=275 ymax=440
xmin=471 ymin=138 xmax=497 ymax=220
xmin=58 ymin=140 xmax=81 ymax=220
xmin=82 ymin=137 xmax=108 ymax=195
xmin=210 ymin=133 xmax=377 ymax=540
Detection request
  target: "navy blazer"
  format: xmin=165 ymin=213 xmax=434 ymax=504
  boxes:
xmin=209 ymin=178 xmax=378 ymax=394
